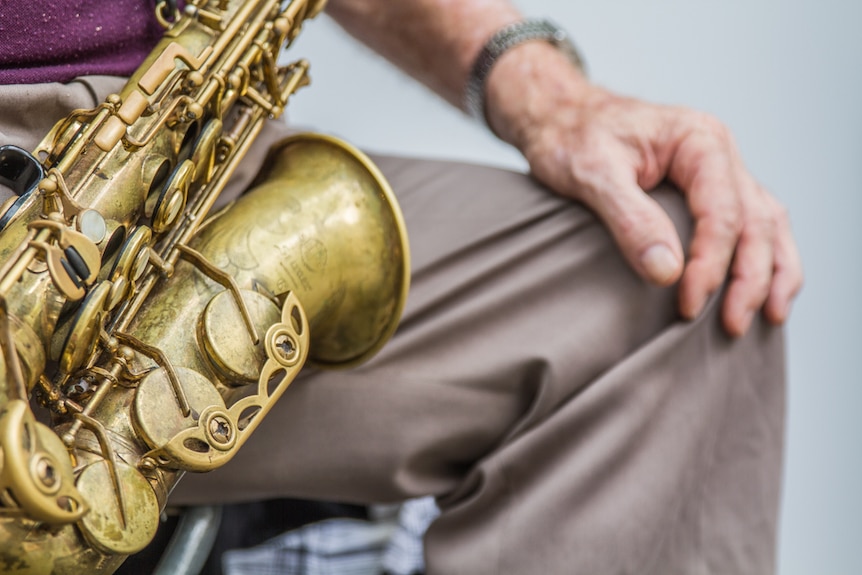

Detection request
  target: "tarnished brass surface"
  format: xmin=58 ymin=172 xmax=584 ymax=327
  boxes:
xmin=199 ymin=133 xmax=410 ymax=368
xmin=201 ymin=290 xmax=282 ymax=384
xmin=0 ymin=0 xmax=410 ymax=572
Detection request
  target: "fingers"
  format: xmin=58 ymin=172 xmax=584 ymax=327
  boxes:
xmin=762 ymin=196 xmax=804 ymax=324
xmin=669 ymin=117 xmax=744 ymax=320
xmin=522 ymin=113 xmax=686 ymax=287
xmin=520 ymin=94 xmax=803 ymax=338
xmin=720 ymin=181 xmax=777 ymax=336
xmin=670 ymin=114 xmax=802 ymax=336
xmin=578 ymin=168 xmax=685 ymax=286
xmin=720 ymin=189 xmax=802 ymax=335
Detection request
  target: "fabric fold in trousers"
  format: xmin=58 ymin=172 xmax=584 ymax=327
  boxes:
xmin=0 ymin=76 xmax=785 ymax=575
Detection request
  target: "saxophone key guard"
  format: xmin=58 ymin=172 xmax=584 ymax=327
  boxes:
xmin=0 ymin=399 xmax=87 ymax=524
xmin=134 ymin=292 xmax=310 ymax=473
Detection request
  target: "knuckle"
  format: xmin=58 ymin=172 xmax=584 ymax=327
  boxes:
xmin=758 ymin=187 xmax=790 ymax=226
xmin=693 ymin=111 xmax=730 ymax=142
xmin=732 ymin=266 xmax=771 ymax=304
xmin=611 ymin=204 xmax=662 ymax=249
xmin=772 ymin=201 xmax=791 ymax=227
xmin=747 ymin=208 xmax=776 ymax=239
xmin=567 ymin=156 xmax=610 ymax=199
xmin=714 ymin=208 xmax=744 ymax=238
xmin=752 ymin=269 xmax=774 ymax=297
xmin=613 ymin=209 xmax=640 ymax=237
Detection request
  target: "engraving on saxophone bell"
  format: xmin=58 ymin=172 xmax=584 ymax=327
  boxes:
xmin=301 ymin=236 xmax=327 ymax=272
xmin=289 ymin=256 xmax=313 ymax=291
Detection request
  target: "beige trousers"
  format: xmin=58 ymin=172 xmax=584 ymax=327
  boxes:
xmin=0 ymin=77 xmax=785 ymax=575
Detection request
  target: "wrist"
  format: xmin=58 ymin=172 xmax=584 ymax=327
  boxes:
xmin=483 ymin=41 xmax=592 ymax=149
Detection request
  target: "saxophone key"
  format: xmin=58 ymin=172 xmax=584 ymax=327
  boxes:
xmin=151 ymin=159 xmax=194 ymax=232
xmin=131 ymin=366 xmax=228 ymax=470
xmin=57 ymin=282 xmax=111 ymax=375
xmin=199 ymin=289 xmax=281 ymax=386
xmin=75 ymin=458 xmax=159 ymax=555
xmin=0 ymin=399 xmax=87 ymax=524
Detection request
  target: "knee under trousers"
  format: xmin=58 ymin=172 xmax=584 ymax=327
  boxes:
xmin=0 ymin=77 xmax=785 ymax=575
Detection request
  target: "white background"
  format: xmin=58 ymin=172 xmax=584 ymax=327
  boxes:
xmin=285 ymin=1 xmax=862 ymax=573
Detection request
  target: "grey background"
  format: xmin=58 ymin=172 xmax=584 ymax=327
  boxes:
xmin=285 ymin=1 xmax=862 ymax=573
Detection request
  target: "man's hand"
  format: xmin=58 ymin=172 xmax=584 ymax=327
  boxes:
xmin=485 ymin=43 xmax=802 ymax=337
xmin=326 ymin=0 xmax=802 ymax=336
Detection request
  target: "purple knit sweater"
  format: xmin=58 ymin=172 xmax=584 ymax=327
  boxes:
xmin=0 ymin=0 xmax=164 ymax=84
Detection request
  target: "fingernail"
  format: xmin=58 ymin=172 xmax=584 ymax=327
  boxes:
xmin=640 ymin=244 xmax=679 ymax=285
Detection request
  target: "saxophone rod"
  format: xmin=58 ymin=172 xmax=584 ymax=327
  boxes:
xmin=111 ymin=111 xmax=267 ymax=333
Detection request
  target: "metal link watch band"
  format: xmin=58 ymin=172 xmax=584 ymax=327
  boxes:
xmin=464 ymin=19 xmax=586 ymax=124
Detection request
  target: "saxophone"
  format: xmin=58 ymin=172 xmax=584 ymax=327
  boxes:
xmin=0 ymin=0 xmax=409 ymax=572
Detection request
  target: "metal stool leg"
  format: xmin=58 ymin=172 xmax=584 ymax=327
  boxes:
xmin=153 ymin=505 xmax=223 ymax=575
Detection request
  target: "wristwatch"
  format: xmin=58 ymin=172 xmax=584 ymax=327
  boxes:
xmin=464 ymin=19 xmax=586 ymax=124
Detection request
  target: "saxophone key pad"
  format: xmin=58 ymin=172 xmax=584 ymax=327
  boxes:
xmin=200 ymin=289 xmax=281 ymax=386
xmin=108 ymin=226 xmax=153 ymax=307
xmin=77 ymin=209 xmax=108 ymax=245
xmin=75 ymin=459 xmax=159 ymax=555
xmin=132 ymin=366 xmax=226 ymax=466
xmin=58 ymin=282 xmax=111 ymax=374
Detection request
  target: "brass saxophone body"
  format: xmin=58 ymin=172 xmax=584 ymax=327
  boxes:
xmin=0 ymin=1 xmax=409 ymax=572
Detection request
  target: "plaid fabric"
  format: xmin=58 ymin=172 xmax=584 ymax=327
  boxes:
xmin=222 ymin=498 xmax=440 ymax=575
xmin=381 ymin=498 xmax=440 ymax=575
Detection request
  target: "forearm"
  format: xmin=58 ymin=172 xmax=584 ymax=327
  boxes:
xmin=325 ymin=0 xmax=520 ymax=107
xmin=324 ymin=0 xmax=591 ymax=148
